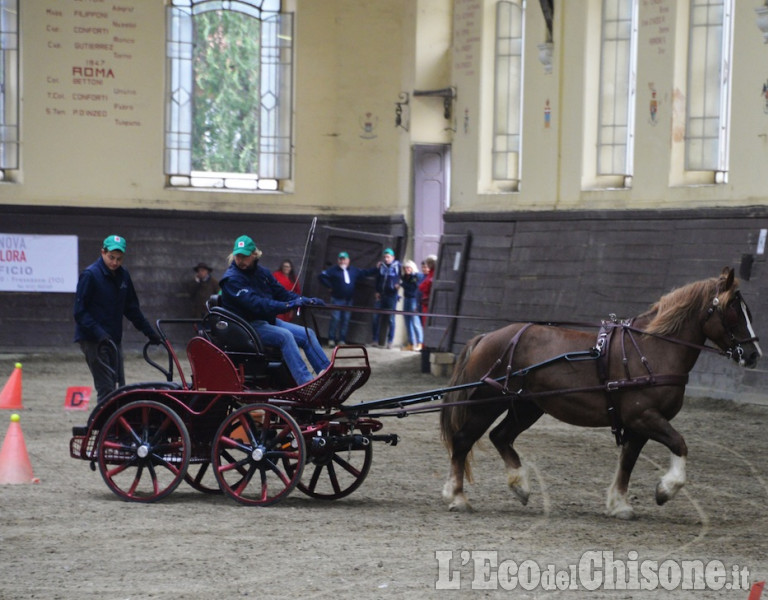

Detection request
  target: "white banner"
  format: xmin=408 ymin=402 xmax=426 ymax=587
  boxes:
xmin=0 ymin=233 xmax=79 ymax=293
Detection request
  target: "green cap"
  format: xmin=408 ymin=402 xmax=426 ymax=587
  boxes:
xmin=233 ymin=235 xmax=256 ymax=256
xmin=383 ymin=247 xmax=395 ymax=256
xmin=338 ymin=251 xmax=349 ymax=259
xmin=103 ymin=235 xmax=126 ymax=253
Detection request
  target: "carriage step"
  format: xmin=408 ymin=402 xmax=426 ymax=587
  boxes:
xmin=72 ymin=425 xmax=88 ymax=436
xmin=370 ymin=433 xmax=399 ymax=446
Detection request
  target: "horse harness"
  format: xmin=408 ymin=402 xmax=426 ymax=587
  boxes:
xmin=480 ymin=318 xmax=689 ymax=447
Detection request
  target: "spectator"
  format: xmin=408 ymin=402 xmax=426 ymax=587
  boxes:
xmin=373 ymin=248 xmax=401 ymax=349
xmin=401 ymin=259 xmax=424 ymax=351
xmin=73 ymin=234 xmax=161 ymax=403
xmin=273 ymin=259 xmax=301 ymax=322
xmin=219 ymin=235 xmax=329 ymax=386
xmin=186 ymin=262 xmax=219 ymax=319
xmin=318 ymin=251 xmax=377 ymax=347
xmin=419 ymin=255 xmax=436 ymax=327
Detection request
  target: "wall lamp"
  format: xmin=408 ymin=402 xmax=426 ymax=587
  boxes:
xmin=395 ymin=92 xmax=410 ymax=131
xmin=413 ymin=87 xmax=457 ymax=121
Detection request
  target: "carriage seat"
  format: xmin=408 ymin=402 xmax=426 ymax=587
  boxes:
xmin=198 ymin=302 xmax=296 ymax=390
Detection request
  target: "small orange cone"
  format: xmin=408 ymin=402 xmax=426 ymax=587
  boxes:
xmin=0 ymin=414 xmax=39 ymax=484
xmin=0 ymin=362 xmax=23 ymax=410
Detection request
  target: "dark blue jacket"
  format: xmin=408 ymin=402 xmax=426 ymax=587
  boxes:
xmin=376 ymin=260 xmax=401 ymax=296
xmin=220 ymin=261 xmax=299 ymax=324
xmin=402 ymin=271 xmax=423 ymax=300
xmin=73 ymin=258 xmax=154 ymax=344
xmin=318 ymin=265 xmax=377 ymax=301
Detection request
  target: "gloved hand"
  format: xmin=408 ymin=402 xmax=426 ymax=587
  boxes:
xmin=305 ymin=297 xmax=326 ymax=306
xmin=286 ymin=297 xmax=305 ymax=309
xmin=147 ymin=331 xmax=163 ymax=345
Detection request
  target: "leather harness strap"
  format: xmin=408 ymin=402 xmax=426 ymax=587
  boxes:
xmin=481 ymin=323 xmax=534 ymax=394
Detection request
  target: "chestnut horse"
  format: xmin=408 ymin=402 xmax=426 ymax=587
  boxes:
xmin=440 ymin=268 xmax=761 ymax=518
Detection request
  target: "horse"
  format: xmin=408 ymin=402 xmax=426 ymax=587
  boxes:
xmin=440 ymin=267 xmax=761 ymax=519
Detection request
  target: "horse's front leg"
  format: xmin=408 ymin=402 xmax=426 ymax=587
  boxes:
xmin=625 ymin=410 xmax=689 ymax=507
xmin=606 ymin=430 xmax=648 ymax=519
xmin=489 ymin=400 xmax=543 ymax=506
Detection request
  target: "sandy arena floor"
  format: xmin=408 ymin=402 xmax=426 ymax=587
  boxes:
xmin=0 ymin=346 xmax=766 ymax=599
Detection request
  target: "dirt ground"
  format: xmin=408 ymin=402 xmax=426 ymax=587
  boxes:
xmin=0 ymin=346 xmax=767 ymax=599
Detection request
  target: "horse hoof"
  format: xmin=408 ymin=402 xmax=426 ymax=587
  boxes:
xmin=511 ymin=486 xmax=530 ymax=506
xmin=610 ymin=507 xmax=635 ymax=520
xmin=655 ymin=483 xmax=670 ymax=505
xmin=448 ymin=500 xmax=474 ymax=513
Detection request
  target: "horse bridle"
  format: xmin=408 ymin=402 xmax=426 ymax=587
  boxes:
xmin=703 ymin=290 xmax=760 ymax=365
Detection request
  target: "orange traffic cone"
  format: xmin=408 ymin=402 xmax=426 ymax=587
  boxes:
xmin=0 ymin=362 xmax=23 ymax=410
xmin=0 ymin=414 xmax=39 ymax=484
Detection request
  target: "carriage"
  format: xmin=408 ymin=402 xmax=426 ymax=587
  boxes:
xmin=69 ymin=304 xmax=401 ymax=506
xmin=70 ymin=268 xmax=761 ymax=516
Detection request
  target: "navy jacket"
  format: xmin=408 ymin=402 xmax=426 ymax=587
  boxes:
xmin=318 ymin=265 xmax=377 ymax=301
xmin=220 ymin=261 xmax=299 ymax=324
xmin=376 ymin=260 xmax=402 ymax=296
xmin=73 ymin=258 xmax=155 ymax=344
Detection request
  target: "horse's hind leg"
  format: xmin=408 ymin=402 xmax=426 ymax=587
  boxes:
xmin=443 ymin=405 xmax=505 ymax=512
xmin=488 ymin=400 xmax=544 ymax=506
xmin=607 ymin=430 xmax=648 ymax=519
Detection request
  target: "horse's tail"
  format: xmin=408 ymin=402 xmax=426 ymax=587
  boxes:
xmin=440 ymin=334 xmax=485 ymax=482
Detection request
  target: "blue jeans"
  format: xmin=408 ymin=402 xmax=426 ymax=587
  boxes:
xmin=403 ymin=296 xmax=423 ymax=345
xmin=373 ymin=293 xmax=398 ymax=345
xmin=328 ymin=297 xmax=353 ymax=343
xmin=251 ymin=319 xmax=330 ymax=385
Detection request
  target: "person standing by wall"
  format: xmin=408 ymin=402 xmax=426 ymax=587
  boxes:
xmin=419 ymin=255 xmax=436 ymax=327
xmin=401 ymin=259 xmax=424 ymax=351
xmin=186 ymin=262 xmax=219 ymax=319
xmin=273 ymin=259 xmax=301 ymax=322
xmin=318 ymin=251 xmax=377 ymax=347
xmin=373 ymin=248 xmax=401 ymax=349
xmin=73 ymin=235 xmax=161 ymax=403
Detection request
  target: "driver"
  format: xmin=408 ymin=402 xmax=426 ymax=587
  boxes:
xmin=219 ymin=235 xmax=329 ymax=386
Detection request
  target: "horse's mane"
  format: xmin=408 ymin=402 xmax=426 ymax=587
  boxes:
xmin=641 ymin=276 xmax=736 ymax=336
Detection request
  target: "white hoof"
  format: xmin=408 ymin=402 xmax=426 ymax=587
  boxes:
xmin=606 ymin=484 xmax=634 ymax=519
xmin=610 ymin=506 xmax=636 ymax=520
xmin=507 ymin=465 xmax=530 ymax=506
xmin=656 ymin=455 xmax=686 ymax=505
xmin=448 ymin=497 xmax=474 ymax=512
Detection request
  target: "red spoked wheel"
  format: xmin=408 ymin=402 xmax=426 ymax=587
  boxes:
xmin=290 ymin=427 xmax=373 ymax=500
xmin=184 ymin=461 xmax=222 ymax=494
xmin=97 ymin=400 xmax=190 ymax=503
xmin=211 ymin=404 xmax=305 ymax=506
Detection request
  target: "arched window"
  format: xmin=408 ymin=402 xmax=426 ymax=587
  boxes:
xmin=165 ymin=0 xmax=293 ymax=190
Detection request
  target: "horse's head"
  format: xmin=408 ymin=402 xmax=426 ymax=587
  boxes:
xmin=703 ymin=267 xmax=762 ymax=368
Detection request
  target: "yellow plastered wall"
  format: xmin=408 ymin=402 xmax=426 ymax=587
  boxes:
xmin=449 ymin=0 xmax=768 ymax=213
xmin=2 ymin=0 xmax=414 ymax=216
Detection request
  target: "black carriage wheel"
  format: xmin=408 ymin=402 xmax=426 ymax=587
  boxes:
xmin=211 ymin=404 xmax=305 ymax=506
xmin=184 ymin=462 xmax=222 ymax=494
xmin=97 ymin=400 xmax=190 ymax=503
xmin=289 ymin=434 xmax=373 ymax=500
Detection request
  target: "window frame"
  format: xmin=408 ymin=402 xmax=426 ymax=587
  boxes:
xmin=596 ymin=0 xmax=637 ymax=182
xmin=491 ymin=0 xmax=525 ymax=188
xmin=684 ymin=0 xmax=732 ymax=180
xmin=0 ymin=0 xmax=19 ymax=178
xmin=164 ymin=0 xmax=293 ymax=191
